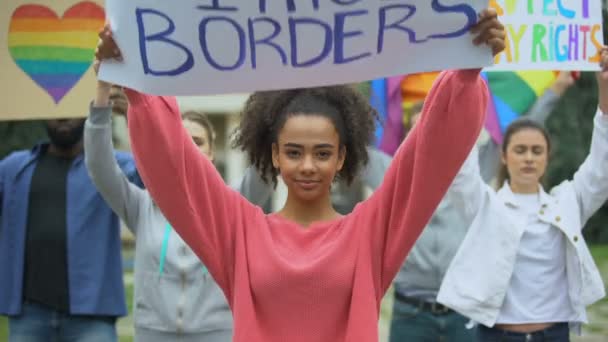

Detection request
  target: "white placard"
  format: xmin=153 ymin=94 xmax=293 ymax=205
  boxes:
xmin=99 ymin=0 xmax=493 ymax=95
xmin=488 ymin=0 xmax=603 ymax=71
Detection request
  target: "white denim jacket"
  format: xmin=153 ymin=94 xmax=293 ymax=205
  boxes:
xmin=437 ymin=109 xmax=608 ymax=331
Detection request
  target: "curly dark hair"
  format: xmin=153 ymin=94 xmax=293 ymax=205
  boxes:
xmin=232 ymin=85 xmax=378 ymax=187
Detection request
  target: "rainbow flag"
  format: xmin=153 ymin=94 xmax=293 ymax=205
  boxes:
xmin=483 ymin=71 xmax=557 ymax=143
xmin=400 ymin=72 xmax=441 ymax=126
xmin=8 ymin=2 xmax=104 ymax=104
xmin=370 ymin=78 xmax=387 ymax=145
xmin=370 ymin=70 xmax=558 ymax=153
xmin=370 ymin=76 xmax=404 ymax=155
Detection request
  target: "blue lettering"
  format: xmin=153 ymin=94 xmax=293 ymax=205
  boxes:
xmin=332 ymin=0 xmax=362 ymax=5
xmin=557 ymin=0 xmax=575 ymax=19
xmin=428 ymin=0 xmax=477 ymax=39
xmin=197 ymin=0 xmax=238 ymax=12
xmin=555 ymin=25 xmax=568 ymax=61
xmin=135 ymin=8 xmax=194 ymax=76
xmin=334 ymin=10 xmax=371 ymax=64
xmin=378 ymin=4 xmax=424 ymax=54
xmin=289 ymin=18 xmax=332 ymax=67
xmin=258 ymin=0 xmax=319 ymax=13
xmin=199 ymin=17 xmax=246 ymax=71
xmin=248 ymin=17 xmax=287 ymax=68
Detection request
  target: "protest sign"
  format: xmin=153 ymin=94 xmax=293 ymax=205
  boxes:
xmin=99 ymin=0 xmax=493 ymax=95
xmin=0 ymin=0 xmax=104 ymax=120
xmin=488 ymin=0 xmax=603 ymax=71
xmin=2 ymin=1 xmax=603 ymax=119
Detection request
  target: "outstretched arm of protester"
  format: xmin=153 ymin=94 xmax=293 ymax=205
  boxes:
xmin=570 ymin=47 xmax=608 ymax=226
xmin=447 ymin=145 xmax=490 ymax=222
xmin=84 ymin=74 xmax=147 ymax=235
xmin=352 ymin=8 xmax=502 ymax=296
xmin=360 ymin=147 xmax=392 ymax=190
xmin=526 ymin=71 xmax=575 ymax=124
xmin=95 ymin=27 xmax=259 ymax=297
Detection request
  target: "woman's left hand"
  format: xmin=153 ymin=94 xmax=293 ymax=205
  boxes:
xmin=471 ymin=8 xmax=506 ymax=57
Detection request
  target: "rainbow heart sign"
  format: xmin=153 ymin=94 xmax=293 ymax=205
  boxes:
xmin=8 ymin=2 xmax=104 ymax=104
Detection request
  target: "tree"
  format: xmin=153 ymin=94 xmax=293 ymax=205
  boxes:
xmin=0 ymin=120 xmax=47 ymax=159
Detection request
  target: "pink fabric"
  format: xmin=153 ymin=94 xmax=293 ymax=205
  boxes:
xmin=125 ymin=69 xmax=488 ymax=342
xmin=379 ymin=75 xmax=405 ymax=155
xmin=484 ymin=89 xmax=504 ymax=145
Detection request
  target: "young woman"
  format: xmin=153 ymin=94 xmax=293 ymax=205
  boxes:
xmin=389 ymin=73 xmax=574 ymax=342
xmin=84 ymin=67 xmax=392 ymax=342
xmin=96 ymin=8 xmax=505 ymax=341
xmin=437 ymin=48 xmax=608 ymax=341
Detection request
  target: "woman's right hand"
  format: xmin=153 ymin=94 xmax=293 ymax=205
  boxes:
xmin=96 ymin=25 xmax=122 ymax=62
xmin=93 ymin=25 xmax=121 ymax=105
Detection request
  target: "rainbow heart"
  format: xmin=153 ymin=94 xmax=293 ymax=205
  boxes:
xmin=8 ymin=2 xmax=104 ymax=104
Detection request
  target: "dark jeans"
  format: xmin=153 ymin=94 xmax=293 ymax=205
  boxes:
xmin=476 ymin=323 xmax=570 ymax=342
xmin=389 ymin=296 xmax=474 ymax=342
xmin=8 ymin=301 xmax=117 ymax=342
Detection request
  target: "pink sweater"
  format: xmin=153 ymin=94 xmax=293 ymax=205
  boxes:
xmin=125 ymin=69 xmax=488 ymax=342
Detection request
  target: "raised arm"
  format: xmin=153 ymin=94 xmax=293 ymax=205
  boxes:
xmin=354 ymin=69 xmax=489 ymax=293
xmin=526 ymin=71 xmax=573 ymax=124
xmin=569 ymin=109 xmax=608 ymax=225
xmin=125 ymin=89 xmax=259 ymax=297
xmin=447 ymin=144 xmax=500 ymax=224
xmin=567 ymin=51 xmax=608 ymax=226
xmin=84 ymin=81 xmax=146 ymax=234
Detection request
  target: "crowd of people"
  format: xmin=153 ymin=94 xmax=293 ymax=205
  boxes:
xmin=1 ymin=7 xmax=607 ymax=342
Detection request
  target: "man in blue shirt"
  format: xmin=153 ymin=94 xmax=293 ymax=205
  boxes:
xmin=0 ymin=116 xmax=139 ymax=341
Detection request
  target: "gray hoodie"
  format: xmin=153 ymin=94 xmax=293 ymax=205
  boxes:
xmin=84 ymin=105 xmax=268 ymax=336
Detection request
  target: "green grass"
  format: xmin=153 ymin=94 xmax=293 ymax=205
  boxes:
xmin=0 ymin=315 xmax=5 ymax=341
xmin=2 ymin=245 xmax=608 ymax=341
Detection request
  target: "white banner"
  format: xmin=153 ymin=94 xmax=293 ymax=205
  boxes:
xmin=99 ymin=0 xmax=493 ymax=95
xmin=487 ymin=0 xmax=603 ymax=71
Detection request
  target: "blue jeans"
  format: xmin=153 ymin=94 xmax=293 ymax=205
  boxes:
xmin=389 ymin=297 xmax=474 ymax=342
xmin=8 ymin=301 xmax=117 ymax=342
xmin=476 ymin=323 xmax=570 ymax=342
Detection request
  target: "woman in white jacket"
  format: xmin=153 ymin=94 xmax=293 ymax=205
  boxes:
xmin=437 ymin=47 xmax=608 ymax=341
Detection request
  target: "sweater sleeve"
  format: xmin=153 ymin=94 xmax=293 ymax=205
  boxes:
xmin=352 ymin=69 xmax=488 ymax=295
xmin=84 ymin=104 xmax=147 ymax=235
xmin=124 ymin=90 xmax=260 ymax=300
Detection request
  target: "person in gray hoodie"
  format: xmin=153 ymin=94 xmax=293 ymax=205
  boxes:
xmin=85 ymin=76 xmax=251 ymax=341
xmin=388 ymin=71 xmax=575 ymax=342
xmin=84 ymin=66 xmax=391 ymax=341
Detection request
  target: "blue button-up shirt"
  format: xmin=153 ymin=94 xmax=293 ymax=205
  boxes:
xmin=0 ymin=143 xmax=139 ymax=316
